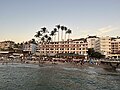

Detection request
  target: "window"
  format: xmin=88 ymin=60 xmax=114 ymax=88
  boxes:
xmin=83 ymin=48 xmax=85 ymax=50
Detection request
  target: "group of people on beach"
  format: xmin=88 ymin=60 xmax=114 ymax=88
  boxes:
xmin=0 ymin=55 xmax=101 ymax=66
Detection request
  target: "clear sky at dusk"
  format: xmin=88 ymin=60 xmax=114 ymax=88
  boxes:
xmin=0 ymin=0 xmax=120 ymax=43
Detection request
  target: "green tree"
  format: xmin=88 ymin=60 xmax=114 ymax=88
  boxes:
xmin=87 ymin=48 xmax=105 ymax=59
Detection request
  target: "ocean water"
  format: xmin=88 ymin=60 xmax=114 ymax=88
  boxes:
xmin=0 ymin=63 xmax=120 ymax=90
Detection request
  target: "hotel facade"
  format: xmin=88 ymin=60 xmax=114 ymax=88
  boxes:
xmin=111 ymin=38 xmax=120 ymax=53
xmin=37 ymin=39 xmax=88 ymax=57
xmin=94 ymin=36 xmax=120 ymax=59
xmin=36 ymin=36 xmax=120 ymax=59
xmin=109 ymin=38 xmax=120 ymax=59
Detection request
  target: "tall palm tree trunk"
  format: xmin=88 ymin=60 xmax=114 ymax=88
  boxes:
xmin=61 ymin=31 xmax=63 ymax=41
xmin=65 ymin=32 xmax=67 ymax=41
xmin=56 ymin=29 xmax=60 ymax=53
xmin=68 ymin=34 xmax=70 ymax=41
xmin=54 ymin=36 xmax=55 ymax=42
xmin=57 ymin=29 xmax=59 ymax=42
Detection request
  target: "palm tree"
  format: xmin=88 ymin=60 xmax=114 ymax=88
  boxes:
xmin=66 ymin=29 xmax=72 ymax=41
xmin=61 ymin=26 xmax=65 ymax=41
xmin=56 ymin=24 xmax=60 ymax=42
xmin=37 ymin=31 xmax=42 ymax=37
xmin=47 ymin=36 xmax=52 ymax=56
xmin=34 ymin=31 xmax=42 ymax=41
xmin=34 ymin=27 xmax=51 ymax=64
xmin=41 ymin=27 xmax=49 ymax=34
xmin=65 ymin=29 xmax=72 ymax=54
xmin=64 ymin=26 xmax=67 ymax=41
xmin=56 ymin=25 xmax=61 ymax=53
xmin=43 ymin=34 xmax=51 ymax=56
xmin=35 ymin=30 xmax=43 ymax=57
xmin=47 ymin=36 xmax=52 ymax=42
xmin=53 ymin=28 xmax=58 ymax=32
xmin=44 ymin=34 xmax=48 ymax=56
xmin=53 ymin=28 xmax=58 ymax=41
xmin=30 ymin=38 xmax=36 ymax=44
xmin=41 ymin=37 xmax=45 ymax=42
xmin=44 ymin=34 xmax=49 ymax=39
xmin=41 ymin=27 xmax=49 ymax=42
xmin=50 ymin=31 xmax=55 ymax=42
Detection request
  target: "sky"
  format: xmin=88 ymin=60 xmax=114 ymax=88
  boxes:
xmin=0 ymin=0 xmax=120 ymax=43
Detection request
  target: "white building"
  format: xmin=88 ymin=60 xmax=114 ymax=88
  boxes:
xmin=23 ymin=43 xmax=37 ymax=54
xmin=95 ymin=36 xmax=111 ymax=57
xmin=87 ymin=36 xmax=99 ymax=49
xmin=108 ymin=38 xmax=120 ymax=59
xmin=111 ymin=38 xmax=120 ymax=53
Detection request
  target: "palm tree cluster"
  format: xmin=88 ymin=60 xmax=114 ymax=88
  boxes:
xmin=50 ymin=24 xmax=72 ymax=42
xmin=34 ymin=25 xmax=72 ymax=55
xmin=34 ymin=27 xmax=52 ymax=56
xmin=34 ymin=27 xmax=51 ymax=43
xmin=35 ymin=25 xmax=72 ymax=43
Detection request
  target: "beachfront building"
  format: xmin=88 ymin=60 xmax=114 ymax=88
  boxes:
xmin=23 ymin=42 xmax=37 ymax=54
xmin=111 ymin=38 xmax=120 ymax=53
xmin=109 ymin=38 xmax=120 ymax=59
xmin=37 ymin=38 xmax=88 ymax=58
xmin=0 ymin=41 xmax=15 ymax=50
xmin=95 ymin=36 xmax=111 ymax=57
xmin=86 ymin=36 xmax=99 ymax=49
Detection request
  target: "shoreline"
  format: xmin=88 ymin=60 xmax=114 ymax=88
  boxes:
xmin=0 ymin=59 xmax=120 ymax=70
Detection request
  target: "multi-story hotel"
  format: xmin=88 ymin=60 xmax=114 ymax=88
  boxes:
xmin=111 ymin=38 xmax=120 ymax=54
xmin=109 ymin=38 xmax=120 ymax=59
xmin=87 ymin=36 xmax=99 ymax=49
xmin=95 ymin=36 xmax=111 ymax=57
xmin=37 ymin=39 xmax=88 ymax=57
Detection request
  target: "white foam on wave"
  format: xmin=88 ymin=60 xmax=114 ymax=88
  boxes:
xmin=63 ymin=67 xmax=81 ymax=71
xmin=84 ymin=67 xmax=98 ymax=75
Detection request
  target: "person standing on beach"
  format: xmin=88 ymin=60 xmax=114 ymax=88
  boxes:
xmin=81 ymin=59 xmax=84 ymax=65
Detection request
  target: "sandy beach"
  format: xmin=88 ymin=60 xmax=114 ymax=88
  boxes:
xmin=0 ymin=59 xmax=120 ymax=70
